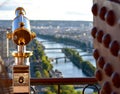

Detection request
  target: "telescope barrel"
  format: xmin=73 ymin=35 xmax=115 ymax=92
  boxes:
xmin=11 ymin=7 xmax=35 ymax=45
xmin=12 ymin=7 xmax=30 ymax=32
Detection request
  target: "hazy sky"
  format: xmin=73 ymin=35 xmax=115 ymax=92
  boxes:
xmin=0 ymin=0 xmax=93 ymax=21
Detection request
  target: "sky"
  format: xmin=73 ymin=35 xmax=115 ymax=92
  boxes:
xmin=0 ymin=0 xmax=93 ymax=21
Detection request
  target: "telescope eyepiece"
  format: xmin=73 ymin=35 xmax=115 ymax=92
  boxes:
xmin=15 ymin=7 xmax=26 ymax=16
xmin=18 ymin=38 xmax=25 ymax=45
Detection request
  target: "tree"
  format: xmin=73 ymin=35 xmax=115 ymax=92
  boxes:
xmin=61 ymin=85 xmax=77 ymax=94
xmin=44 ymin=91 xmax=56 ymax=94
xmin=43 ymin=69 xmax=49 ymax=78
xmin=35 ymin=71 xmax=41 ymax=78
xmin=41 ymin=56 xmax=52 ymax=71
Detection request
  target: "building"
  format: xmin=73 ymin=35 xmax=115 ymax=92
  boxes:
xmin=0 ymin=28 xmax=15 ymax=72
xmin=0 ymin=29 xmax=8 ymax=60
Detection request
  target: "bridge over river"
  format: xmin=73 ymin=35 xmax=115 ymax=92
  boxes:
xmin=43 ymin=46 xmax=93 ymax=64
xmin=49 ymin=53 xmax=92 ymax=64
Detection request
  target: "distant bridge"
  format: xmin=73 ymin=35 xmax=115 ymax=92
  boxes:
xmin=40 ymin=41 xmax=48 ymax=43
xmin=44 ymin=47 xmax=92 ymax=53
xmin=55 ymin=54 xmax=92 ymax=60
xmin=40 ymin=41 xmax=59 ymax=44
xmin=45 ymin=48 xmax=84 ymax=54
xmin=41 ymin=42 xmax=57 ymax=44
xmin=53 ymin=53 xmax=92 ymax=63
xmin=45 ymin=51 xmax=62 ymax=53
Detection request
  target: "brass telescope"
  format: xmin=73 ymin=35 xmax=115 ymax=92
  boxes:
xmin=7 ymin=7 xmax=36 ymax=94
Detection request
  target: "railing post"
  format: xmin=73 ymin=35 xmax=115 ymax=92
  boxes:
xmin=58 ymin=84 xmax=60 ymax=94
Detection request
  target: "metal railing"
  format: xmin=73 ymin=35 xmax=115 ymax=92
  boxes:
xmin=2 ymin=77 xmax=99 ymax=94
xmin=30 ymin=77 xmax=99 ymax=94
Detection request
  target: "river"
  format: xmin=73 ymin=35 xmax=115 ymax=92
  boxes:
xmin=37 ymin=37 xmax=96 ymax=78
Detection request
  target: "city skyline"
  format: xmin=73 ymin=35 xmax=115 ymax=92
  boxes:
xmin=0 ymin=0 xmax=93 ymax=21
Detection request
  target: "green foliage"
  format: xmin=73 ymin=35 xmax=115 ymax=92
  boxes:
xmin=60 ymin=85 xmax=77 ymax=94
xmin=35 ymin=71 xmax=41 ymax=78
xmin=49 ymin=85 xmax=58 ymax=92
xmin=43 ymin=69 xmax=49 ymax=78
xmin=28 ymin=39 xmax=52 ymax=78
xmin=61 ymin=85 xmax=74 ymax=91
xmin=44 ymin=85 xmax=57 ymax=94
xmin=28 ymin=39 xmax=45 ymax=62
xmin=44 ymin=85 xmax=78 ymax=94
xmin=44 ymin=91 xmax=56 ymax=94
xmin=41 ymin=56 xmax=53 ymax=71
xmin=76 ymin=91 xmax=82 ymax=94
xmin=81 ymin=61 xmax=95 ymax=76
xmin=33 ymin=66 xmax=39 ymax=71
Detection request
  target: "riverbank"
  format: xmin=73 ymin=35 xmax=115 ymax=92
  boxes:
xmin=62 ymin=48 xmax=95 ymax=77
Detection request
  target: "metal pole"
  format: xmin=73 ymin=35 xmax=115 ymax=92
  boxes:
xmin=58 ymin=84 xmax=60 ymax=94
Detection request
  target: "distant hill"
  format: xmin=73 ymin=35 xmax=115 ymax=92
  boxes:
xmin=30 ymin=20 xmax=93 ymax=28
xmin=0 ymin=20 xmax=12 ymax=28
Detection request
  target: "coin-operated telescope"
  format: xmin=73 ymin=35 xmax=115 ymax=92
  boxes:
xmin=7 ymin=7 xmax=36 ymax=94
